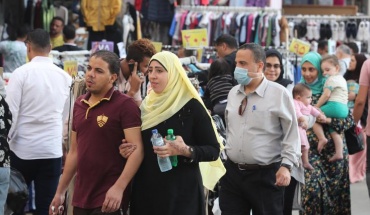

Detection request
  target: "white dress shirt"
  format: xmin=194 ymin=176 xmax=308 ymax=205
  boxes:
xmin=6 ymin=56 xmax=72 ymax=159
xmin=225 ymin=78 xmax=300 ymax=167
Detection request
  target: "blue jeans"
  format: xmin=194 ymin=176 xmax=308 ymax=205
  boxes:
xmin=10 ymin=151 xmax=62 ymax=215
xmin=0 ymin=167 xmax=10 ymax=215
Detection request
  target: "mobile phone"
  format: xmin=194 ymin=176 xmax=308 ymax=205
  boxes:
xmin=128 ymin=63 xmax=135 ymax=73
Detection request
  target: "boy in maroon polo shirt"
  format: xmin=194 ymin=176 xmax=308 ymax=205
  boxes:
xmin=50 ymin=50 xmax=143 ymax=214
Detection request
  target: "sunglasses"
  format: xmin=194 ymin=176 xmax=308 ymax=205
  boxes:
xmin=238 ymin=96 xmax=248 ymax=116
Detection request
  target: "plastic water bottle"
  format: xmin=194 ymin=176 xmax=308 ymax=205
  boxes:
xmin=151 ymin=129 xmax=172 ymax=172
xmin=167 ymin=129 xmax=178 ymax=167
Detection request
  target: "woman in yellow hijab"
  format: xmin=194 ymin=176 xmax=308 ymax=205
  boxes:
xmin=129 ymin=51 xmax=224 ymax=215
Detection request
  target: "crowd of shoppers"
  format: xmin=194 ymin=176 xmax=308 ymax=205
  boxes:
xmin=0 ymin=18 xmax=369 ymax=215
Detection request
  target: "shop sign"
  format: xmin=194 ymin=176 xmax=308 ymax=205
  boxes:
xmin=151 ymin=42 xmax=163 ymax=53
xmin=91 ymin=40 xmax=114 ymax=53
xmin=64 ymin=61 xmax=78 ymax=77
xmin=289 ymin=38 xmax=311 ymax=56
xmin=181 ymin=29 xmax=208 ymax=48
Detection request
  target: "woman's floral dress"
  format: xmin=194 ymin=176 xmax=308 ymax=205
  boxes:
xmin=300 ymin=93 xmax=353 ymax=215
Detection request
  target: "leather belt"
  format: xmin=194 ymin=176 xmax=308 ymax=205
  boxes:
xmin=228 ymin=159 xmax=278 ymax=171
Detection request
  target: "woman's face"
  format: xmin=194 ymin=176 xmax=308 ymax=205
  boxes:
xmin=301 ymin=61 xmax=319 ymax=84
xmin=264 ymin=56 xmax=281 ymax=82
xmin=348 ymin=55 xmax=357 ymax=71
xmin=148 ymin=61 xmax=169 ymax=94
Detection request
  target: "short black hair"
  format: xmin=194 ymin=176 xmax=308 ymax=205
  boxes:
xmin=51 ymin=16 xmax=65 ymax=26
xmin=63 ymin=24 xmax=76 ymax=40
xmin=346 ymin=42 xmax=359 ymax=54
xmin=215 ymin=34 xmax=238 ymax=49
xmin=208 ymin=58 xmax=232 ymax=80
xmin=16 ymin=25 xmax=31 ymax=39
xmin=27 ymin=28 xmax=51 ymax=52
xmin=318 ymin=40 xmax=328 ymax=50
xmin=238 ymin=43 xmax=266 ymax=64
xmin=90 ymin=50 xmax=120 ymax=76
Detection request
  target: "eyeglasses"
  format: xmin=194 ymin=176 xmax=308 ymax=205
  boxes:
xmin=238 ymin=96 xmax=248 ymax=116
xmin=266 ymin=63 xmax=281 ymax=69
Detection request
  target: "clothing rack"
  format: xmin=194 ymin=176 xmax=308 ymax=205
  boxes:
xmin=177 ymin=5 xmax=280 ymax=13
xmin=284 ymin=15 xmax=370 ymax=20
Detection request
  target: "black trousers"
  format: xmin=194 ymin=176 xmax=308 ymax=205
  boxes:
xmin=283 ymin=177 xmax=297 ymax=215
xmin=219 ymin=160 xmax=284 ymax=215
xmin=10 ymin=151 xmax=62 ymax=215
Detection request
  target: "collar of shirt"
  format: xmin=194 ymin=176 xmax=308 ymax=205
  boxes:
xmin=81 ymin=86 xmax=115 ymax=104
xmin=236 ymin=77 xmax=268 ymax=97
xmin=31 ymin=56 xmax=53 ymax=63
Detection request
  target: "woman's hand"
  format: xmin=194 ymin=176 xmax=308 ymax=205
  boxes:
xmin=119 ymin=139 xmax=137 ymax=159
xmin=154 ymin=136 xmax=190 ymax=158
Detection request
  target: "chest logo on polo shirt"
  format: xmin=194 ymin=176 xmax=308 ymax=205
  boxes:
xmin=97 ymin=114 xmax=108 ymax=127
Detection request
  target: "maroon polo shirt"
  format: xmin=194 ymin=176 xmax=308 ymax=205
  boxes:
xmin=72 ymin=87 xmax=141 ymax=209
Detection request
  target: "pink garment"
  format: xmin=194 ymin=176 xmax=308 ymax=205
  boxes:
xmin=349 ymin=130 xmax=367 ymax=183
xmin=294 ymin=100 xmax=321 ymax=149
xmin=359 ymin=59 xmax=370 ymax=136
xmin=299 ymin=127 xmax=310 ymax=150
xmin=293 ymin=99 xmax=321 ymax=119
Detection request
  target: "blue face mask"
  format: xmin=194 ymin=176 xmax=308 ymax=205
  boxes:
xmin=234 ymin=67 xmax=260 ymax=85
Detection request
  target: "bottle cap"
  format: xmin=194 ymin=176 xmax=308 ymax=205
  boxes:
xmin=152 ymin=129 xmax=158 ymax=134
xmin=167 ymin=129 xmax=173 ymax=135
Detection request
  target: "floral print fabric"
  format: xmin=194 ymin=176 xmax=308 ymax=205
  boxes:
xmin=0 ymin=96 xmax=12 ymax=168
xmin=300 ymin=93 xmax=352 ymax=215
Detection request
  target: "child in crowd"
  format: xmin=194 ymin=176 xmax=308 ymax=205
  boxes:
xmin=203 ymin=58 xmax=237 ymax=123
xmin=314 ymin=55 xmax=349 ymax=162
xmin=293 ymin=83 xmax=326 ymax=170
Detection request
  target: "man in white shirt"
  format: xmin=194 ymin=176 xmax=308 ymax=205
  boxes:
xmin=6 ymin=29 xmax=72 ymax=215
xmin=219 ymin=43 xmax=300 ymax=215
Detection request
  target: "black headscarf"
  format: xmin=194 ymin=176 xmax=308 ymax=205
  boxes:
xmin=265 ymin=49 xmax=293 ymax=88
xmin=343 ymin=53 xmax=367 ymax=82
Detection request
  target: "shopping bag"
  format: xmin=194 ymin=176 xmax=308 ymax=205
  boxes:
xmin=345 ymin=125 xmax=365 ymax=155
xmin=6 ymin=168 xmax=29 ymax=214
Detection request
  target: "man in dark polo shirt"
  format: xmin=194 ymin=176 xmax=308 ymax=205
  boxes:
xmin=50 ymin=50 xmax=143 ymax=214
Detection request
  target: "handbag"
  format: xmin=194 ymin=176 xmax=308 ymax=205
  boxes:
xmin=344 ymin=125 xmax=365 ymax=155
xmin=6 ymin=168 xmax=29 ymax=214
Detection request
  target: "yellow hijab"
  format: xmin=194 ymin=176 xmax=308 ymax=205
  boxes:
xmin=140 ymin=51 xmax=225 ymax=190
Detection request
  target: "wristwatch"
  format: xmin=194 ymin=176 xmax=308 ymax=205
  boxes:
xmin=280 ymin=163 xmax=292 ymax=172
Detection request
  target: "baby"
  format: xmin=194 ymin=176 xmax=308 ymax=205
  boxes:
xmin=313 ymin=55 xmax=349 ymax=162
xmin=293 ymin=83 xmax=326 ymax=170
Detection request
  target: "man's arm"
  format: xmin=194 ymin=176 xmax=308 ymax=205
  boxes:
xmin=276 ymin=91 xmax=301 ymax=186
xmin=102 ymin=127 xmax=144 ymax=213
xmin=49 ymin=131 xmax=78 ymax=214
xmin=353 ymin=85 xmax=368 ymax=124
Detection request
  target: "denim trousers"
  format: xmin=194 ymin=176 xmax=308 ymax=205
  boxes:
xmin=0 ymin=167 xmax=10 ymax=215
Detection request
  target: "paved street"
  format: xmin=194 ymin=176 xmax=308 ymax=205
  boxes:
xmin=293 ymin=180 xmax=370 ymax=215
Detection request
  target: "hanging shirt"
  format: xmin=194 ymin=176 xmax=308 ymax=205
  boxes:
xmin=0 ymin=40 xmax=27 ymax=73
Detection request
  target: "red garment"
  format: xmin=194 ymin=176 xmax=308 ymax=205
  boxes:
xmin=135 ymin=0 xmax=142 ymax=11
xmin=72 ymin=88 xmax=141 ymax=209
xmin=333 ymin=0 xmax=345 ymax=6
